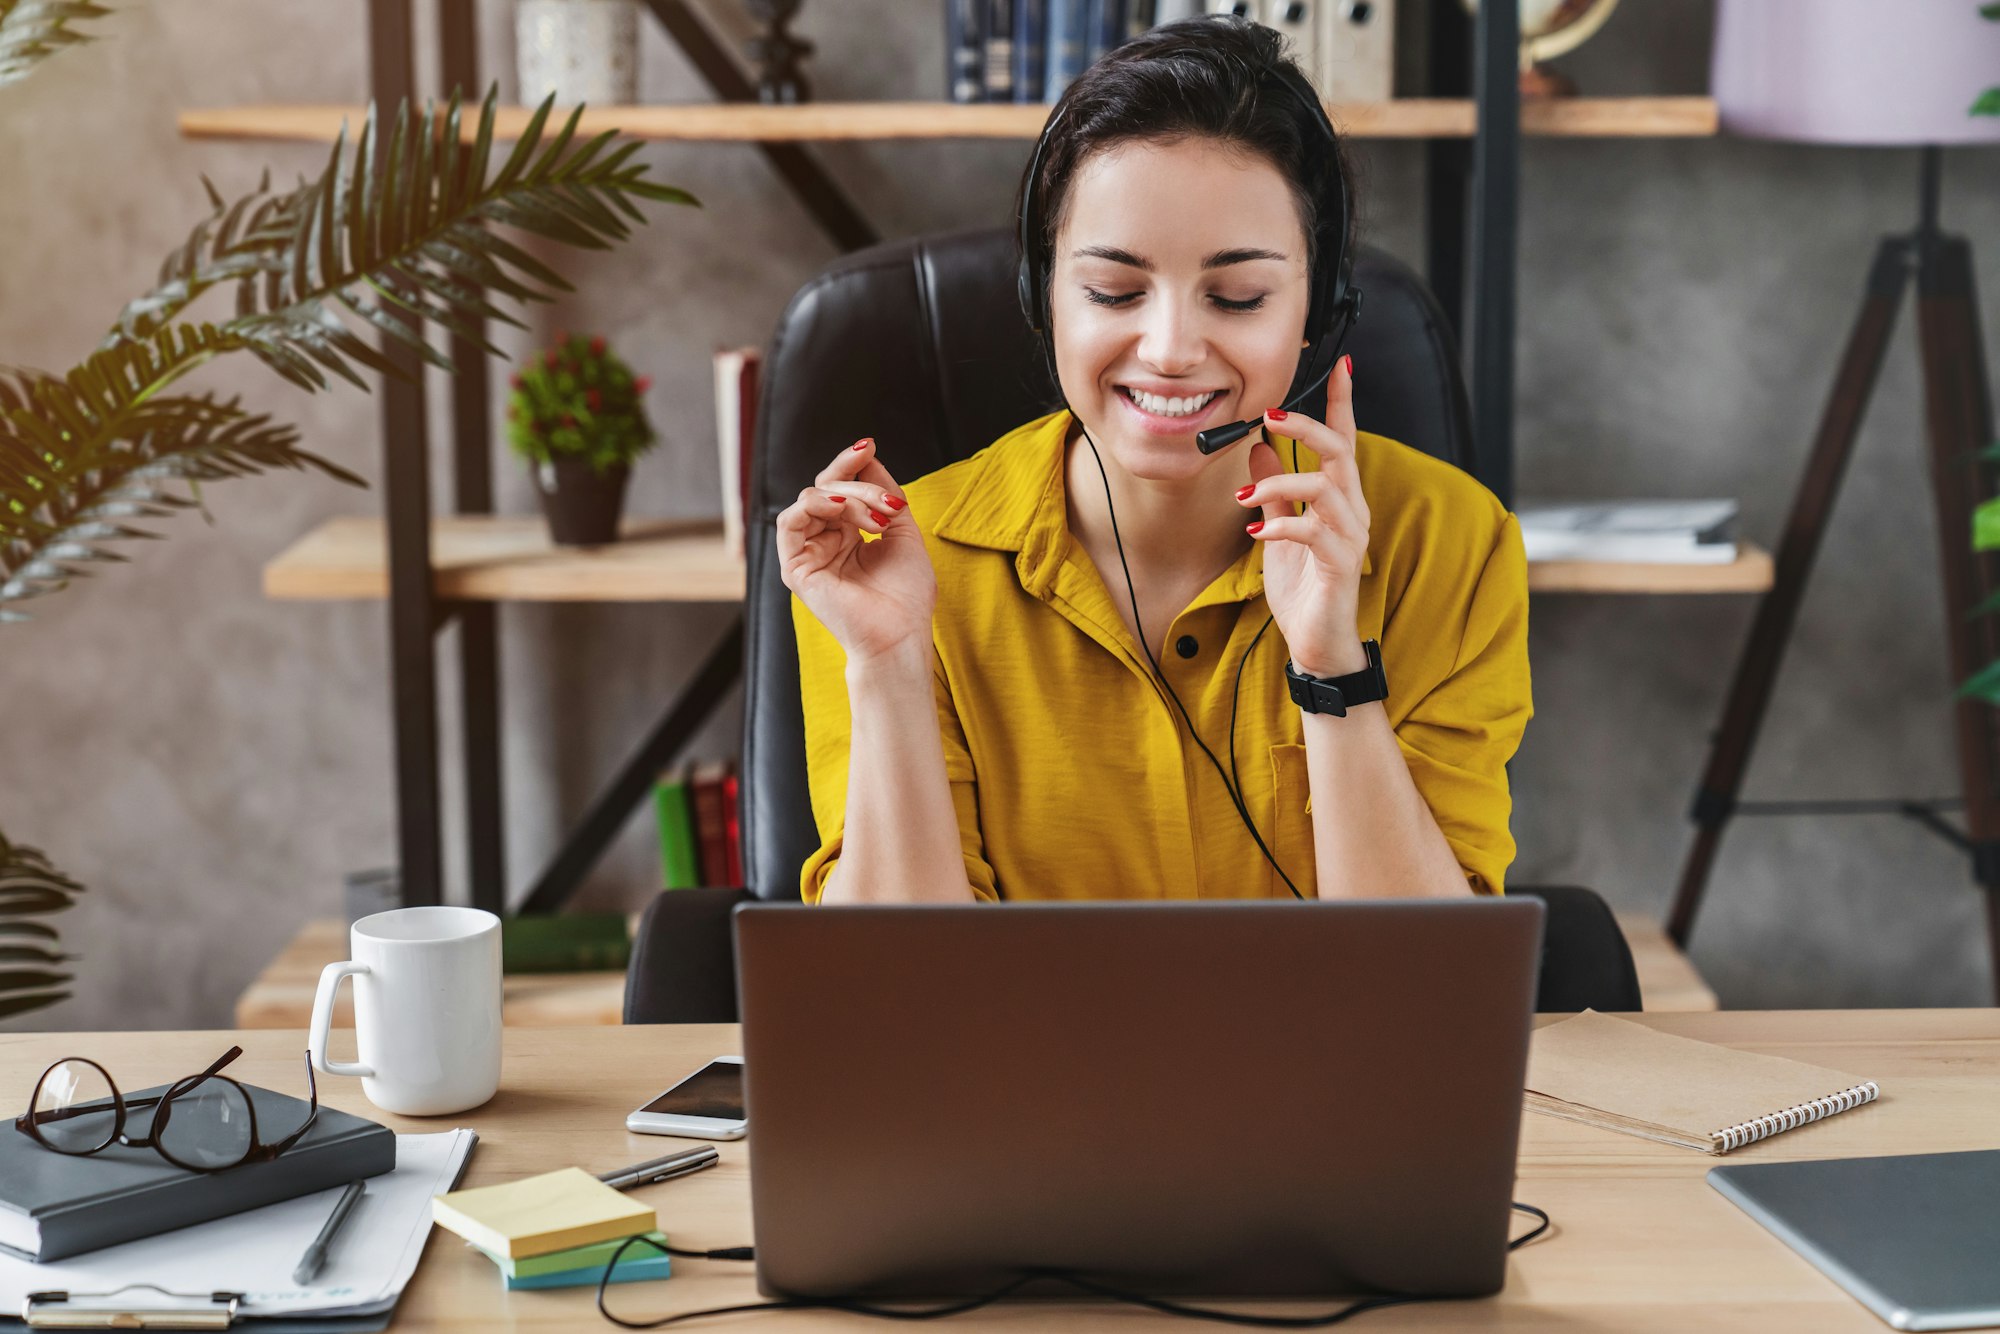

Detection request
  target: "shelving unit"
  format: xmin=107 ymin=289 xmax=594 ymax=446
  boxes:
xmin=189 ymin=0 xmax=1745 ymax=925
xmin=180 ymin=95 xmax=1719 ymax=144
xmin=262 ymin=515 xmax=1771 ymax=601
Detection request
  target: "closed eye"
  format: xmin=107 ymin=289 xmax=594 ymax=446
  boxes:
xmin=1083 ymin=289 xmax=1267 ymax=313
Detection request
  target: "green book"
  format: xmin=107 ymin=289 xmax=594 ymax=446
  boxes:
xmin=499 ymin=913 xmax=631 ymax=974
xmin=655 ymin=764 xmax=699 ymax=889
xmin=474 ymin=1229 xmax=671 ymax=1279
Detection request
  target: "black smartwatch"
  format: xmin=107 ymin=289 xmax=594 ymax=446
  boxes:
xmin=1285 ymin=640 xmax=1387 ymax=717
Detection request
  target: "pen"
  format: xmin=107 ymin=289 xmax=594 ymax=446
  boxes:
xmin=597 ymin=1146 xmax=720 ymax=1190
xmin=293 ymin=1181 xmax=366 ymax=1286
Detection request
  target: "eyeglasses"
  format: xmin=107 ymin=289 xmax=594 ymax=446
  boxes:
xmin=15 ymin=1046 xmax=319 ymax=1173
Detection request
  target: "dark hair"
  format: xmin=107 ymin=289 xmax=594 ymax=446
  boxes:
xmin=1012 ymin=15 xmax=1356 ymax=323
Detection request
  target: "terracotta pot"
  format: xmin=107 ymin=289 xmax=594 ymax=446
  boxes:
xmin=532 ymin=456 xmax=631 ymax=547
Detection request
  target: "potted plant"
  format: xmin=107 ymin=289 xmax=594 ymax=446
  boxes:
xmin=507 ymin=331 xmax=657 ymax=546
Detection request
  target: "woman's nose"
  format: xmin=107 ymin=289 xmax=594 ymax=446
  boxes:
xmin=1134 ymin=292 xmax=1207 ymax=373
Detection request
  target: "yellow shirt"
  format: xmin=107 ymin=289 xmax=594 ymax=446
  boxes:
xmin=793 ymin=407 xmax=1531 ymax=901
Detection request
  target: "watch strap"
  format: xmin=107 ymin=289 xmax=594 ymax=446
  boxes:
xmin=1286 ymin=640 xmax=1387 ymax=717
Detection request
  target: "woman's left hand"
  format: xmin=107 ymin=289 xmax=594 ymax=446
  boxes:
xmin=1238 ymin=353 xmax=1370 ymax=678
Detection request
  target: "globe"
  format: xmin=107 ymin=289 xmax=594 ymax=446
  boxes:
xmin=1459 ymin=0 xmax=1623 ymax=97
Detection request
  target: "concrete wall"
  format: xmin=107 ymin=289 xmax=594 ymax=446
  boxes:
xmin=3 ymin=0 xmax=1995 ymax=1031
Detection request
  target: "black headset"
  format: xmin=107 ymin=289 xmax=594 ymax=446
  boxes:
xmin=1015 ymin=35 xmax=1363 ymax=453
xmin=1010 ymin=27 xmax=1364 ymax=898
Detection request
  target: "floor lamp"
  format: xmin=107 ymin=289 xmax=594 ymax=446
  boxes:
xmin=1667 ymin=1 xmax=2000 ymax=1000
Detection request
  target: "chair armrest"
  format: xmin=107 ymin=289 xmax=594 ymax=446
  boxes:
xmin=624 ymin=887 xmax=755 ymax=1024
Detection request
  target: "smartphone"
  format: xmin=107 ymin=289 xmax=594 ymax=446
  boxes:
xmin=625 ymin=1055 xmax=747 ymax=1139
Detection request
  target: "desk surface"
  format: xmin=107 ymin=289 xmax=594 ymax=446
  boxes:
xmin=5 ymin=1012 xmax=1994 ymax=1330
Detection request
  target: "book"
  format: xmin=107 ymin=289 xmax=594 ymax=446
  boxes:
xmin=475 ymin=1229 xmax=672 ymax=1279
xmin=500 ymin=912 xmax=631 ymax=974
xmin=946 ymin=0 xmax=985 ymax=101
xmin=504 ymin=1249 xmax=673 ymax=1291
xmin=655 ymin=763 xmax=699 ymax=890
xmin=1516 ymin=498 xmax=1740 ymax=564
xmin=432 ymin=1166 xmax=655 ymax=1261
xmin=0 ymin=1080 xmax=395 ymax=1262
xmin=1085 ymin=0 xmax=1124 ymax=64
xmin=721 ymin=767 xmax=744 ymax=887
xmin=984 ymin=0 xmax=1017 ymax=101
xmin=1043 ymin=0 xmax=1090 ymax=99
xmin=690 ymin=760 xmax=733 ymax=888
xmin=1525 ymin=1010 xmax=1881 ymax=1154
xmin=1014 ymin=0 xmax=1047 ymax=103
xmin=711 ymin=345 xmax=759 ymax=561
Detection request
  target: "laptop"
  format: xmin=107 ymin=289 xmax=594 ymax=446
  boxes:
xmin=733 ymin=898 xmax=1544 ymax=1301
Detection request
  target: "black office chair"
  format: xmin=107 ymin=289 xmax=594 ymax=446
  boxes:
xmin=624 ymin=226 xmax=1642 ymax=1021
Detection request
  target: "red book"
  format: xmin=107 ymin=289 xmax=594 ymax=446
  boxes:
xmin=690 ymin=761 xmax=731 ymax=888
xmin=721 ymin=766 xmax=743 ymax=887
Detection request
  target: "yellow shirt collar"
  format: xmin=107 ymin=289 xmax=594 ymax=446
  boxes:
xmin=927 ymin=408 xmax=1372 ymax=600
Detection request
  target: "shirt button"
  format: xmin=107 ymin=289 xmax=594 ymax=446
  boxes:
xmin=1175 ymin=635 xmax=1199 ymax=659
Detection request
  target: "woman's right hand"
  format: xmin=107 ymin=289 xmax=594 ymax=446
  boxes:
xmin=776 ymin=436 xmax=937 ymax=667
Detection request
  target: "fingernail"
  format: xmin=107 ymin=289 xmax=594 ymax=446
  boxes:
xmin=1341 ymin=354 xmax=1354 ymax=378
xmin=1246 ymin=520 xmax=1266 ymax=536
xmin=883 ymin=494 xmax=907 ymax=511
xmin=852 ymin=438 xmax=873 ymax=451
xmin=1235 ymin=484 xmax=1256 ymax=502
xmin=870 ymin=509 xmax=890 ymax=526
xmin=1266 ymin=409 xmax=1288 ymax=421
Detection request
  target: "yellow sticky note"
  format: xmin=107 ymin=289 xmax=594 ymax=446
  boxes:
xmin=433 ymin=1166 xmax=656 ymax=1260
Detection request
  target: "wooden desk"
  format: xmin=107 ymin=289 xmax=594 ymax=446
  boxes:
xmin=235 ymin=912 xmax=1719 ymax=1029
xmin=6 ymin=1012 xmax=1993 ymax=1330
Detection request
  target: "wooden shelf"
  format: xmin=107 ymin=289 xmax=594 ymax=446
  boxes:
xmin=1528 ymin=541 xmax=1773 ymax=595
xmin=264 ymin=516 xmax=1771 ymax=602
xmin=263 ymin=515 xmax=745 ymax=602
xmin=180 ymin=96 xmax=1719 ymax=145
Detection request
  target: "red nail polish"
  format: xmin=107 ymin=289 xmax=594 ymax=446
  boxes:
xmin=1235 ymin=484 xmax=1256 ymax=502
xmin=1341 ymin=354 xmax=1354 ymax=378
xmin=883 ymin=494 xmax=907 ymax=510
xmin=1246 ymin=520 xmax=1266 ymax=536
xmin=870 ymin=510 xmax=891 ymax=526
xmin=851 ymin=438 xmax=872 ymax=451
xmin=1266 ymin=409 xmax=1288 ymax=421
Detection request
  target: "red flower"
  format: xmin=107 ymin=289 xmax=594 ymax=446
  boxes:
xmin=634 ymin=375 xmax=652 ymax=394
xmin=586 ymin=388 xmax=603 ymax=411
xmin=562 ymin=414 xmax=576 ymax=428
xmin=589 ymin=336 xmax=607 ymax=357
xmin=509 ymin=372 xmax=523 ymax=389
xmin=545 ymin=349 xmax=560 ymax=368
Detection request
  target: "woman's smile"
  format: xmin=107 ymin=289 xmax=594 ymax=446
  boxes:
xmin=1113 ymin=383 xmax=1230 ymax=436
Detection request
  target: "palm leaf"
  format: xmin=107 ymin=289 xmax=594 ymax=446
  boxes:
xmin=0 ymin=0 xmax=110 ymax=88
xmin=1 ymin=370 xmax=360 ymax=617
xmin=0 ymin=830 xmax=80 ymax=1020
xmin=111 ymin=84 xmax=700 ymax=394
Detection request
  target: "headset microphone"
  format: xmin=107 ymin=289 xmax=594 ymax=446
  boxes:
xmin=1193 ymin=285 xmax=1362 ymax=456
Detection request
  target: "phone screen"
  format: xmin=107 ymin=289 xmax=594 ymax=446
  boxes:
xmin=639 ymin=1061 xmax=744 ymax=1121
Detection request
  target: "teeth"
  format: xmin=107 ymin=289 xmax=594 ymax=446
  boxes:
xmin=1128 ymin=387 xmax=1217 ymax=418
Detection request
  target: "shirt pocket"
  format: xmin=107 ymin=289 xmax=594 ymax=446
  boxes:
xmin=1266 ymin=743 xmax=1315 ymax=899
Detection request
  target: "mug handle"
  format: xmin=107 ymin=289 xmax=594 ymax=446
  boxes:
xmin=308 ymin=961 xmax=376 ymax=1078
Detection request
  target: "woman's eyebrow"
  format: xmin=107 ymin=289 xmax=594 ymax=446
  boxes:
xmin=1070 ymin=245 xmax=1288 ymax=272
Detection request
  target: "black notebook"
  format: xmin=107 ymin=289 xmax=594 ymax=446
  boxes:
xmin=0 ymin=1077 xmax=395 ymax=1262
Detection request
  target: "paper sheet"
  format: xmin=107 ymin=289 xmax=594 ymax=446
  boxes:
xmin=0 ymin=1129 xmax=476 ymax=1319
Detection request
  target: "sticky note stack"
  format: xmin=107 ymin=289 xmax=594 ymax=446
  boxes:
xmin=433 ymin=1167 xmax=670 ymax=1291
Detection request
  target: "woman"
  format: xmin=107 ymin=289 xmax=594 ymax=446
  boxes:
xmin=777 ymin=15 xmax=1531 ymax=905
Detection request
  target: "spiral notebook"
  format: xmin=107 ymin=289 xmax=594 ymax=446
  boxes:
xmin=1525 ymin=1010 xmax=1880 ymax=1154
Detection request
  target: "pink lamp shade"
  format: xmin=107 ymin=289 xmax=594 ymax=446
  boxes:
xmin=1712 ymin=0 xmax=2000 ymax=146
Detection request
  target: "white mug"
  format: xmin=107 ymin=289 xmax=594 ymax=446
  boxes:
xmin=308 ymin=906 xmax=502 ymax=1116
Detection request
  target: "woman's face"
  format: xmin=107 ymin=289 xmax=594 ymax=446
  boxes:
xmin=1048 ymin=135 xmax=1313 ymax=483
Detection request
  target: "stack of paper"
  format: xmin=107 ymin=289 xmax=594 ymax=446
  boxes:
xmin=1516 ymin=498 xmax=1740 ymax=564
xmin=432 ymin=1166 xmax=668 ymax=1291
